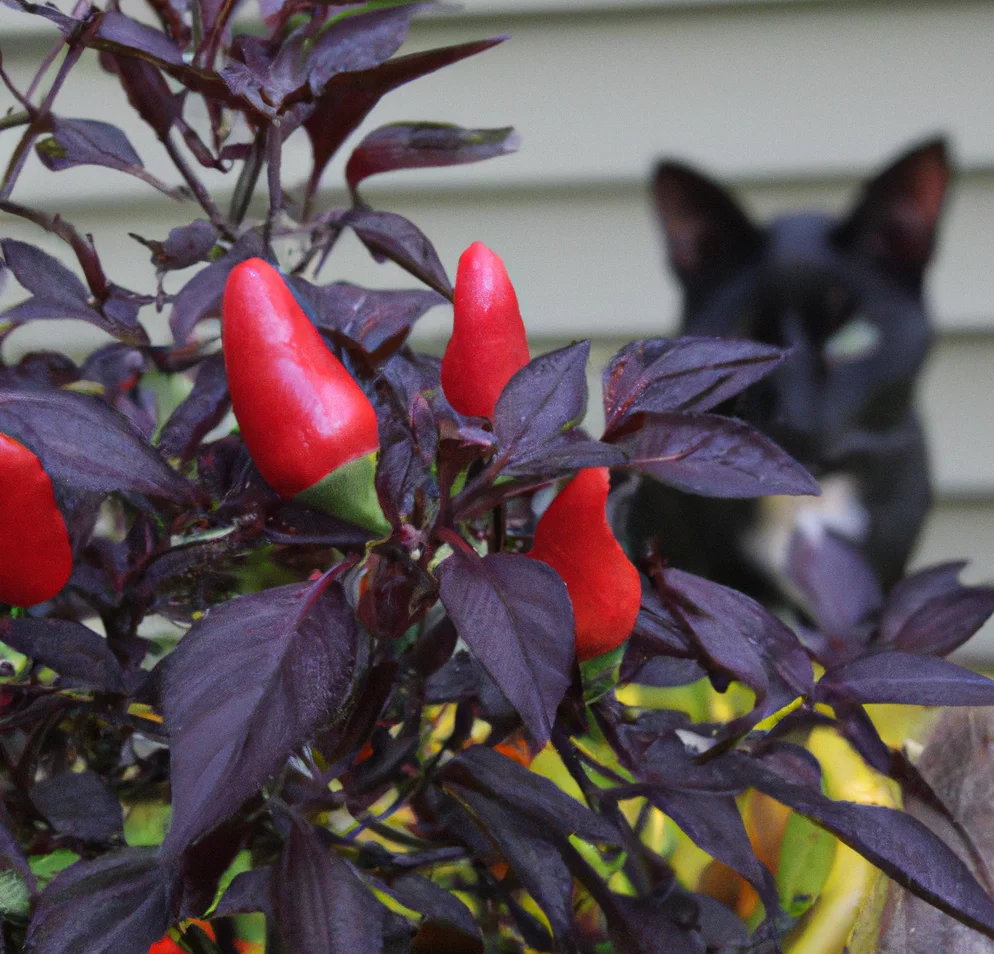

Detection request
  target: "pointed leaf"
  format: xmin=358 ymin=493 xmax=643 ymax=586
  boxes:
xmin=442 ymin=746 xmax=618 ymax=843
xmin=30 ymin=771 xmax=123 ymax=843
xmin=786 ymin=529 xmax=883 ymax=660
xmin=131 ymin=220 xmax=217 ymax=274
xmin=161 ymin=579 xmax=362 ymax=854
xmin=663 ymin=568 xmax=813 ymax=701
xmin=438 ymin=549 xmax=574 ymax=747
xmin=492 ymin=341 xmax=609 ymax=477
xmin=649 ymin=789 xmax=782 ymax=923
xmin=817 ymin=651 xmax=994 ymax=707
xmin=276 ymin=815 xmax=387 ymax=954
xmin=304 ymin=37 xmax=505 ymax=193
xmin=746 ymin=759 xmax=994 ymax=940
xmin=0 ymin=388 xmax=193 ymax=505
xmin=157 ymin=354 xmax=230 ymax=463
xmin=602 ymin=337 xmax=787 ymax=435
xmin=25 ymin=847 xmax=176 ymax=954
xmin=617 ymin=412 xmax=820 ymax=498
xmin=337 ymin=208 xmax=452 ymax=299
xmin=346 ymin=122 xmax=519 ymax=192
xmin=169 ymin=232 xmax=265 ymax=343
xmin=882 ymin=564 xmax=994 ymax=657
xmin=289 ymin=278 xmax=444 ymax=354
xmin=450 ymin=784 xmax=576 ymax=943
xmin=0 ymin=617 xmax=123 ymax=692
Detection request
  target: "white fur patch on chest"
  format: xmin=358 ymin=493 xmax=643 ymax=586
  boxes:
xmin=742 ymin=474 xmax=870 ymax=579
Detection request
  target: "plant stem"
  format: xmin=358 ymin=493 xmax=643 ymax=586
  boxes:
xmin=551 ymin=726 xmax=653 ymax=897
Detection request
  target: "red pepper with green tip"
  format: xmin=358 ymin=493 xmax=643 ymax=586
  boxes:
xmin=528 ymin=467 xmax=640 ymax=662
xmin=222 ymin=258 xmax=388 ymax=534
xmin=441 ymin=241 xmax=530 ymax=419
xmin=0 ymin=434 xmax=72 ymax=607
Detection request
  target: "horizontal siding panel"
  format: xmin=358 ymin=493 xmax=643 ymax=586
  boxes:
xmin=8 ymin=175 xmax=990 ymax=330
xmin=4 ymin=1 xmax=994 ymax=200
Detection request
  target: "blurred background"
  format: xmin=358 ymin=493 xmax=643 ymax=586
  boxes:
xmin=2 ymin=0 xmax=993 ymax=651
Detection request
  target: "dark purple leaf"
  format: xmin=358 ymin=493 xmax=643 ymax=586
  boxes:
xmin=304 ymin=37 xmax=505 ymax=197
xmin=443 ymin=747 xmax=616 ymax=843
xmin=102 ymin=54 xmax=184 ymax=140
xmin=25 ymin=847 xmax=177 ymax=954
xmin=289 ymin=278 xmax=444 ymax=354
xmin=746 ymin=758 xmax=994 ymax=940
xmin=35 ymin=118 xmax=181 ymax=198
xmin=96 ymin=11 xmax=185 ymax=65
xmin=374 ymin=397 xmax=438 ymax=526
xmin=157 ymin=354 xmax=230 ymax=463
xmin=438 ymin=549 xmax=574 ymax=747
xmin=622 ymin=654 xmax=706 ymax=688
xmin=490 ymin=342 xmax=626 ymax=477
xmin=0 ymin=617 xmax=124 ymax=692
xmin=1 ymin=238 xmax=91 ymax=315
xmin=346 ymin=122 xmax=519 ymax=193
xmin=882 ymin=563 xmax=994 ymax=657
xmin=882 ymin=562 xmax=968 ymax=641
xmin=214 ymin=867 xmax=274 ymax=918
xmin=131 ymin=220 xmax=217 ymax=274
xmin=786 ymin=529 xmax=883 ymax=660
xmin=609 ymin=894 xmax=707 ymax=954
xmin=617 ymin=412 xmax=820 ymax=498
xmin=0 ymin=388 xmax=193 ymax=505
xmin=276 ymin=815 xmax=387 ymax=954
xmin=161 ymin=579 xmax=362 ymax=854
xmin=220 ymin=33 xmax=309 ymax=118
xmin=649 ymin=789 xmax=781 ymax=923
xmin=337 ymin=207 xmax=451 ymax=299
xmin=817 ymin=651 xmax=994 ymax=707
xmin=169 ymin=232 xmax=265 ymax=342
xmin=0 ymin=240 xmax=147 ymax=342
xmin=307 ymin=4 xmax=424 ymax=94
xmin=449 ymin=784 xmax=576 ymax=943
xmin=383 ymin=872 xmax=482 ymax=950
xmin=602 ymin=336 xmax=787 ymax=436
xmin=0 ymin=807 xmax=36 ymax=892
xmin=505 ymin=428 xmax=628 ymax=479
xmin=663 ymin=568 xmax=813 ymax=702
xmin=30 ymin=771 xmax=123 ymax=843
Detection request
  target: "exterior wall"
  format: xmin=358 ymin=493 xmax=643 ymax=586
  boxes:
xmin=2 ymin=0 xmax=993 ymax=651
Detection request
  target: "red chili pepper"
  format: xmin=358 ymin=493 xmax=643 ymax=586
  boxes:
xmin=528 ymin=468 xmax=640 ymax=662
xmin=440 ymin=242 xmax=530 ymax=419
xmin=0 ymin=434 xmax=72 ymax=607
xmin=223 ymin=259 xmax=384 ymax=527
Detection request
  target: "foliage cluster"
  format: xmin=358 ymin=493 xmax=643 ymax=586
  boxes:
xmin=2 ymin=2 xmax=994 ymax=952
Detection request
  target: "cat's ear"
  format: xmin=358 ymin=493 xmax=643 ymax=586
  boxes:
xmin=833 ymin=138 xmax=951 ymax=287
xmin=652 ymin=161 xmax=763 ymax=291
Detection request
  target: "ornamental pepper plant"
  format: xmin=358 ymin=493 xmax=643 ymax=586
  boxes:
xmin=2 ymin=3 xmax=994 ymax=954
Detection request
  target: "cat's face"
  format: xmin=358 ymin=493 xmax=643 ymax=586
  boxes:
xmin=653 ymin=140 xmax=950 ymax=475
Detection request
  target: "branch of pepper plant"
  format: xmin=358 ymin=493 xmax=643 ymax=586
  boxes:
xmin=0 ymin=111 xmax=31 ymax=133
xmin=0 ymin=11 xmax=96 ymax=200
xmin=0 ymin=60 xmax=34 ymax=113
xmin=21 ymin=0 xmax=91 ymax=102
xmin=551 ymin=726 xmax=654 ymax=897
xmin=264 ymin=122 xmax=283 ymax=249
xmin=230 ymin=131 xmax=267 ymax=227
xmin=0 ymin=198 xmax=110 ymax=296
xmin=161 ymin=132 xmax=233 ymax=239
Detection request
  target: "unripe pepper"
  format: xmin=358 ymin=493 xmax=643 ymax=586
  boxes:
xmin=0 ymin=434 xmax=72 ymax=607
xmin=222 ymin=259 xmax=388 ymax=533
xmin=440 ymin=242 xmax=530 ymax=419
xmin=528 ymin=468 xmax=641 ymax=662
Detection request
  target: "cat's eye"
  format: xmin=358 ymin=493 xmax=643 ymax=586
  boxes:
xmin=823 ymin=314 xmax=881 ymax=363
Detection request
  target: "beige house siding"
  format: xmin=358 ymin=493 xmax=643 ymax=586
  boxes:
xmin=2 ymin=0 xmax=993 ymax=651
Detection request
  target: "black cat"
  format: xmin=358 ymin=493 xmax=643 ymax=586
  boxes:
xmin=625 ymin=139 xmax=951 ymax=599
